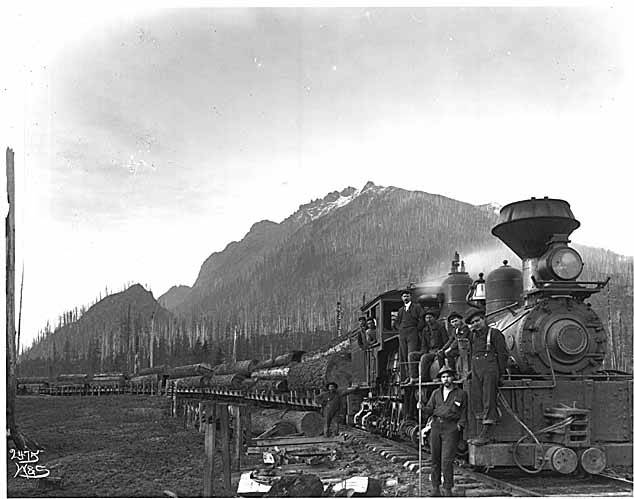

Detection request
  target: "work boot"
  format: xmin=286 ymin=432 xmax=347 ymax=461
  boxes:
xmin=430 ymin=487 xmax=441 ymax=497
xmin=469 ymin=423 xmax=492 ymax=446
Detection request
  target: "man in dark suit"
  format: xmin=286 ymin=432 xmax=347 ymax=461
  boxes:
xmin=423 ymin=365 xmax=467 ymax=497
xmin=393 ymin=290 xmax=425 ymax=384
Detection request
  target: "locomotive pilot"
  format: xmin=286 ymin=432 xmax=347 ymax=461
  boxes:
xmin=422 ymin=365 xmax=467 ymax=497
xmin=394 ymin=290 xmax=425 ymax=384
xmin=464 ymin=308 xmax=509 ymax=445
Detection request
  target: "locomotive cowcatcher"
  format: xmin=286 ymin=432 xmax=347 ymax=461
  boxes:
xmin=349 ymin=197 xmax=632 ymax=475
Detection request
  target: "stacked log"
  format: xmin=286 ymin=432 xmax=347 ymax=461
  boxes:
xmin=129 ymin=373 xmax=159 ymax=387
xmin=287 ymin=354 xmax=352 ymax=391
xmin=303 ymin=339 xmax=351 ymax=363
xmin=273 ymin=351 xmax=305 ymax=366
xmin=207 ymin=374 xmax=245 ymax=389
xmin=252 ymin=366 xmax=291 ymax=380
xmin=138 ymin=365 xmax=167 ymax=376
xmin=167 ymin=363 xmax=213 ymax=379
xmin=253 ymin=379 xmax=289 ymax=393
xmin=57 ymin=374 xmax=89 ymax=383
xmin=251 ymin=409 xmax=323 ymax=438
xmin=256 ymin=351 xmax=305 ymax=370
xmin=174 ymin=375 xmax=208 ymax=389
xmin=213 ymin=359 xmax=259 ymax=376
xmin=17 ymin=377 xmax=50 ymax=384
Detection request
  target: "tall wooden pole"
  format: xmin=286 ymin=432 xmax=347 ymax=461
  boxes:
xmin=6 ymin=148 xmax=17 ymax=441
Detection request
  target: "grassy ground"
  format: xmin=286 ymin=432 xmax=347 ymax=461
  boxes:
xmin=7 ymin=395 xmax=207 ymax=498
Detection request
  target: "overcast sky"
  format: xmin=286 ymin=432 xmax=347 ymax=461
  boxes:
xmin=2 ymin=4 xmax=632 ymax=348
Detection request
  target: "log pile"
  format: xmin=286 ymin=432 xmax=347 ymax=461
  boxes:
xmin=207 ymin=374 xmax=246 ymax=389
xmin=252 ymin=366 xmax=291 ymax=380
xmin=287 ymin=355 xmax=352 ymax=391
xmin=257 ymin=351 xmax=305 ymax=370
xmin=173 ymin=375 xmax=208 ymax=389
xmin=57 ymin=374 xmax=89 ymax=383
xmin=167 ymin=363 xmax=213 ymax=379
xmin=252 ymin=379 xmax=289 ymax=393
xmin=213 ymin=359 xmax=259 ymax=376
xmin=138 ymin=365 xmax=168 ymax=376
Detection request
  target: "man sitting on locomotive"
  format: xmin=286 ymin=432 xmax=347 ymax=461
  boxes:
xmin=365 ymin=317 xmax=378 ymax=344
xmin=422 ymin=365 xmax=467 ymax=497
xmin=417 ymin=310 xmax=450 ymax=382
xmin=464 ymin=308 xmax=509 ymax=445
xmin=443 ymin=311 xmax=472 ymax=377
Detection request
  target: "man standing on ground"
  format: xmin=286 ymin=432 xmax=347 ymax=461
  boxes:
xmin=316 ymin=382 xmax=343 ymax=437
xmin=394 ymin=290 xmax=425 ymax=384
xmin=423 ymin=365 xmax=467 ymax=497
xmin=464 ymin=308 xmax=508 ymax=445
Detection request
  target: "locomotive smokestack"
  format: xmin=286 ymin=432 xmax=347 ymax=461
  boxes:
xmin=491 ymin=197 xmax=580 ymax=259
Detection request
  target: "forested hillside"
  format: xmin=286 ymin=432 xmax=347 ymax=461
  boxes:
xmin=20 ymin=182 xmax=633 ymax=376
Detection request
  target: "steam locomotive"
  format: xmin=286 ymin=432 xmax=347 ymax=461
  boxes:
xmin=350 ymin=197 xmax=633 ymax=475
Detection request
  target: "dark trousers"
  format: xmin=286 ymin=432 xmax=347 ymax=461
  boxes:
xmin=430 ymin=421 xmax=460 ymax=490
xmin=399 ymin=329 xmax=420 ymax=379
xmin=471 ymin=353 xmax=499 ymax=424
xmin=420 ymin=352 xmax=438 ymax=381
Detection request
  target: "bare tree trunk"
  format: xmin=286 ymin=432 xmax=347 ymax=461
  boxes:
xmin=6 ymin=148 xmax=36 ymax=450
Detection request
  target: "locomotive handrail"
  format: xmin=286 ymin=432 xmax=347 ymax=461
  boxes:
xmin=530 ymin=275 xmax=610 ymax=290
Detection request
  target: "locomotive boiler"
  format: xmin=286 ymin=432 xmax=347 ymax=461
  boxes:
xmin=351 ymin=197 xmax=632 ymax=475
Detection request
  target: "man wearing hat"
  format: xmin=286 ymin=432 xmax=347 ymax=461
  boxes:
xmin=422 ymin=365 xmax=467 ymax=497
xmin=418 ymin=310 xmax=450 ymax=382
xmin=444 ymin=311 xmax=472 ymax=376
xmin=464 ymin=308 xmax=509 ymax=445
xmin=394 ymin=290 xmax=425 ymax=384
xmin=316 ymin=382 xmax=343 ymax=437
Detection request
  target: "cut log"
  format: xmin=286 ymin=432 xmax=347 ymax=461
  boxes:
xmin=138 ymin=365 xmax=168 ymax=376
xmin=287 ymin=355 xmax=352 ymax=391
xmin=251 ymin=409 xmax=323 ymax=438
xmin=252 ymin=379 xmax=289 ymax=393
xmin=273 ymin=351 xmax=305 ymax=366
xmin=207 ymin=374 xmax=245 ymax=389
xmin=213 ymin=359 xmax=259 ymax=375
xmin=168 ymin=363 xmax=213 ymax=378
xmin=174 ymin=375 xmax=208 ymax=388
xmin=17 ymin=377 xmax=50 ymax=384
xmin=303 ymin=340 xmax=351 ymax=363
xmin=57 ymin=374 xmax=89 ymax=382
xmin=252 ymin=366 xmax=291 ymax=380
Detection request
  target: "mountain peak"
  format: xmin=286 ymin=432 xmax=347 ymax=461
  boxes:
xmin=288 ymin=186 xmax=360 ymax=224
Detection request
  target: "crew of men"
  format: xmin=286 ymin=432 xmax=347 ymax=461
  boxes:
xmin=389 ymin=290 xmax=509 ymax=446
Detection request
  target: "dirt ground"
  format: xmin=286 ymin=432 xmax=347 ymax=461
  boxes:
xmin=7 ymin=395 xmax=206 ymax=498
xmin=6 ymin=395 xmax=427 ymax=498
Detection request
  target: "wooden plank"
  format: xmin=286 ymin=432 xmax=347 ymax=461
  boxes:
xmin=253 ymin=434 xmax=345 ymax=447
xmin=219 ymin=404 xmax=231 ymax=491
xmin=203 ymin=404 xmax=216 ymax=497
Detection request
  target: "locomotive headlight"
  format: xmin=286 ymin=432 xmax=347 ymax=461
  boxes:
xmin=548 ymin=247 xmax=583 ymax=280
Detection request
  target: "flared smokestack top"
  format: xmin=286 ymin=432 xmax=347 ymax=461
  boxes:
xmin=491 ymin=197 xmax=580 ymax=259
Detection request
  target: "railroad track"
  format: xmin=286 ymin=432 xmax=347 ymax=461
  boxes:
xmin=343 ymin=427 xmax=633 ymax=497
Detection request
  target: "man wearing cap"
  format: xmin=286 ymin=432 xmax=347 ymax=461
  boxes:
xmin=316 ymin=382 xmax=343 ymax=437
xmin=422 ymin=365 xmax=467 ymax=497
xmin=444 ymin=312 xmax=472 ymax=376
xmin=418 ymin=310 xmax=450 ymax=382
xmin=394 ymin=290 xmax=425 ymax=384
xmin=464 ymin=308 xmax=509 ymax=445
